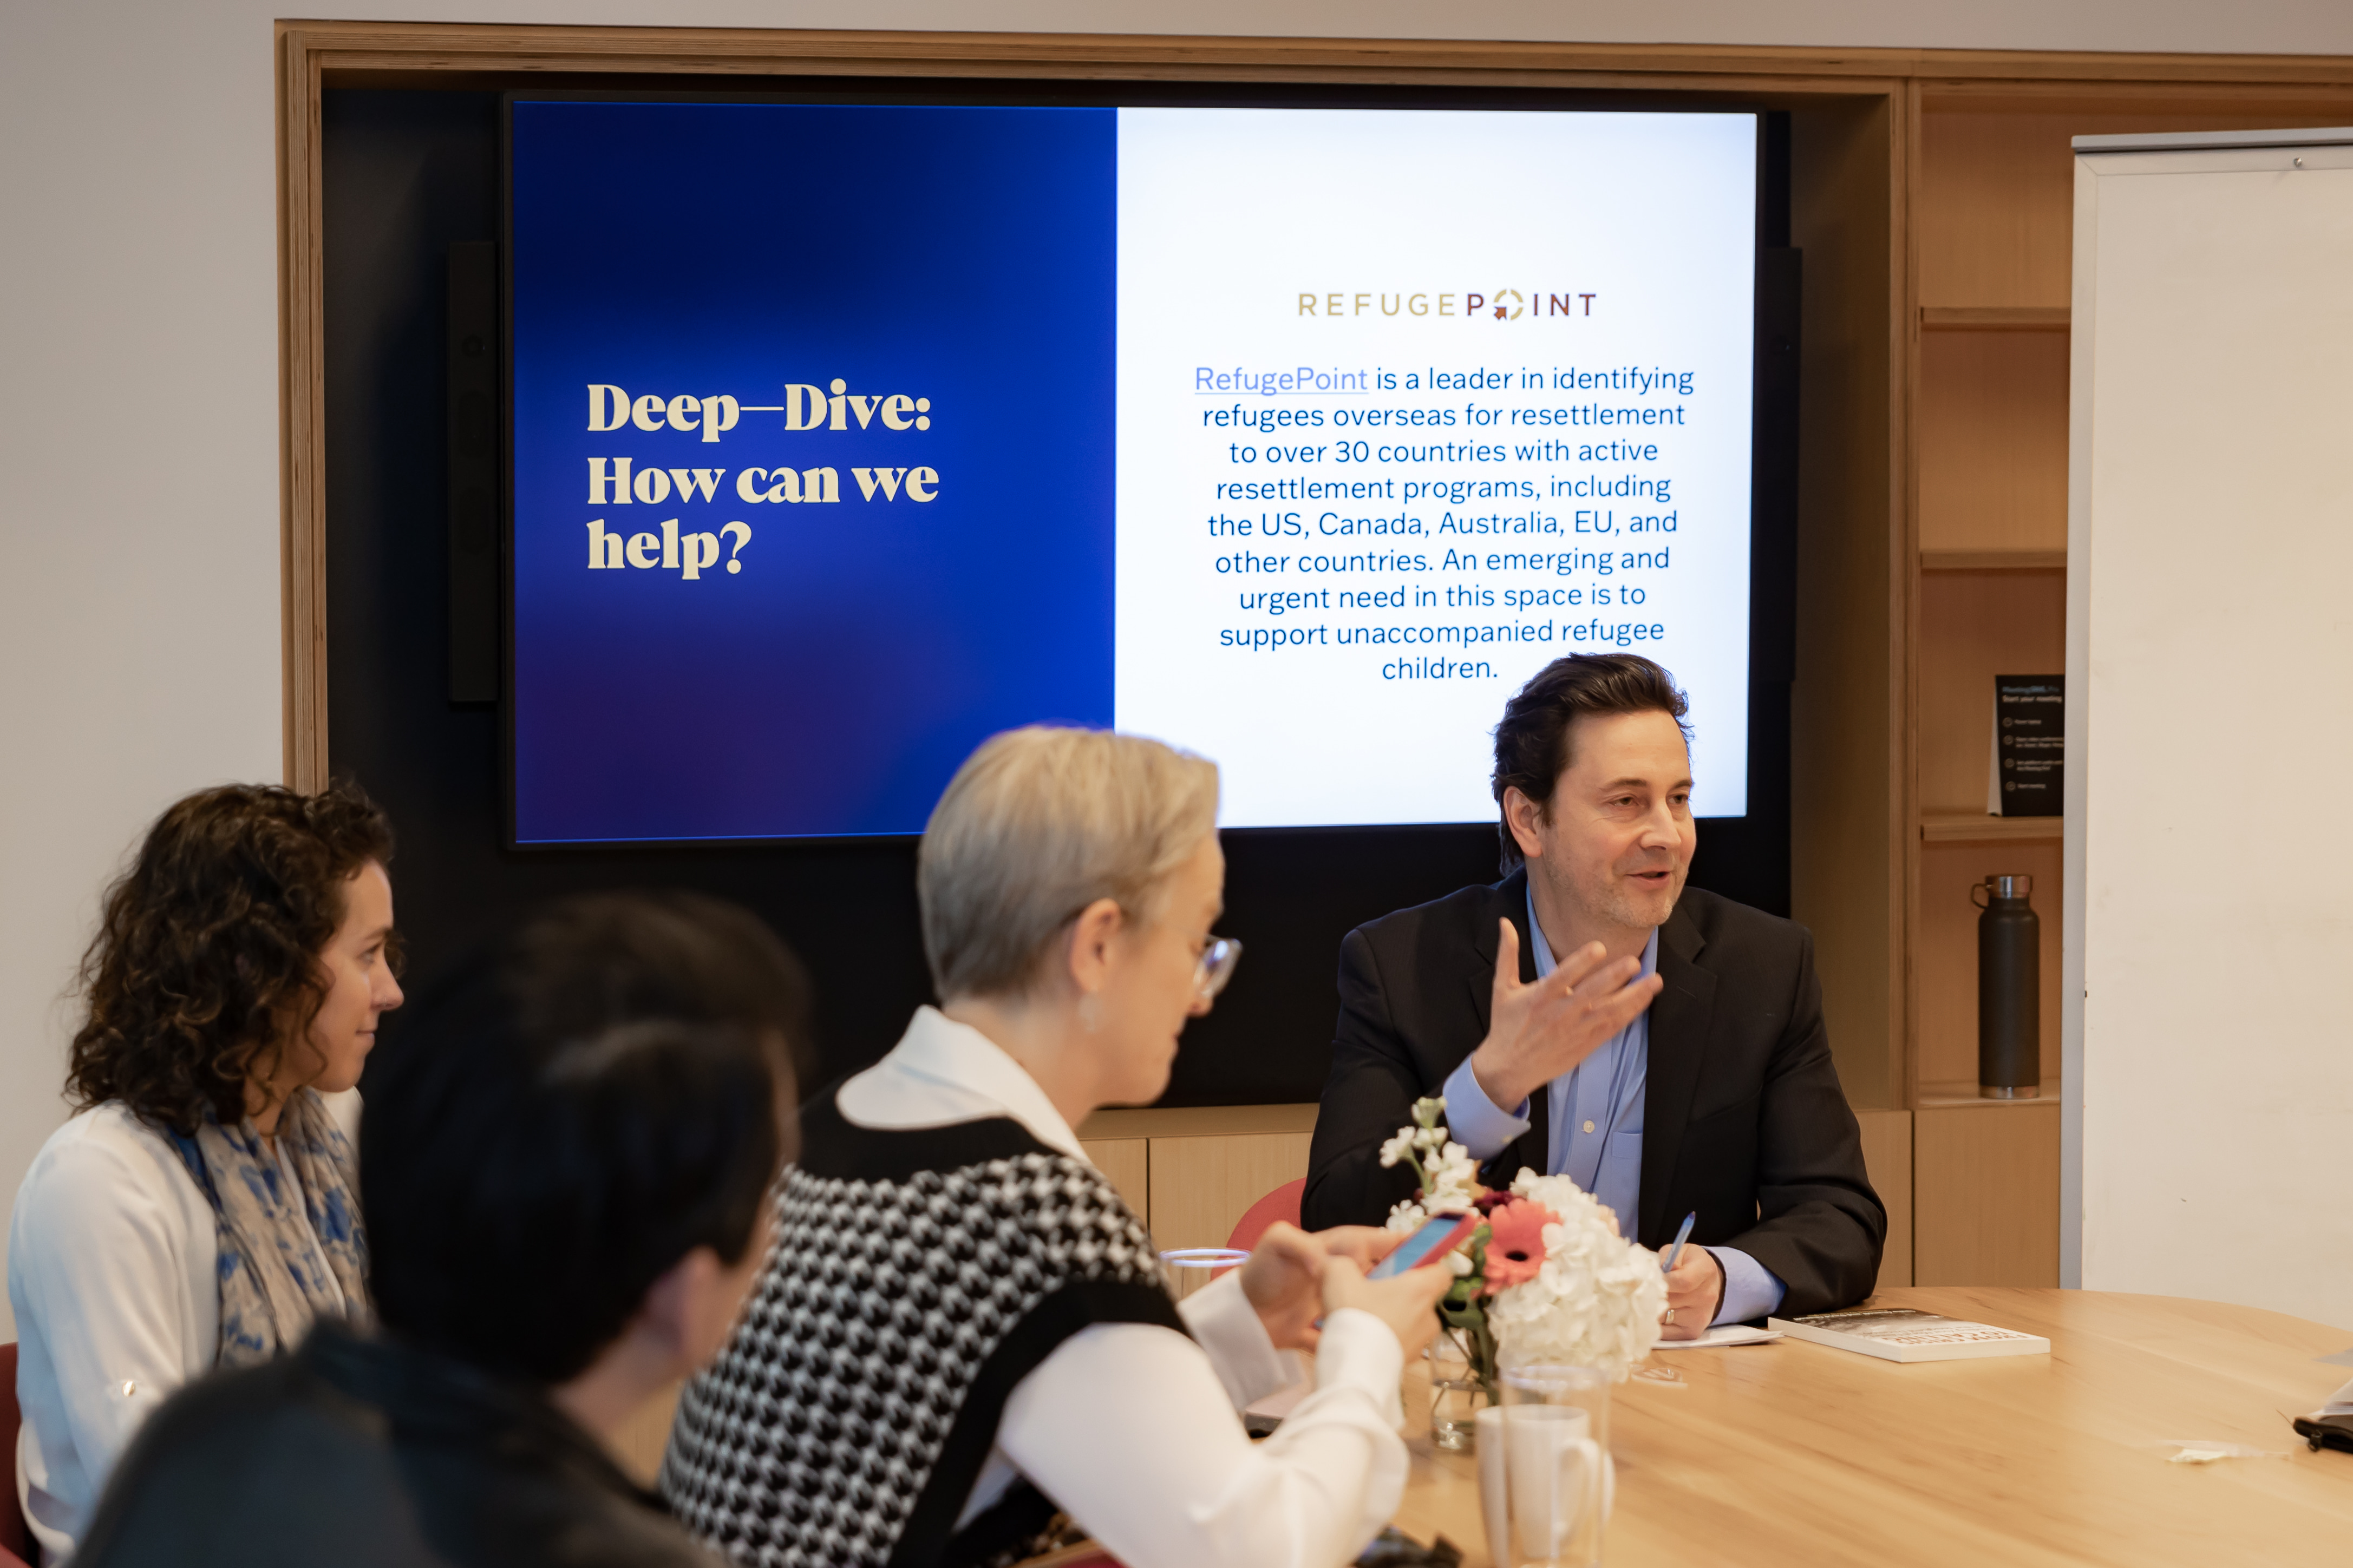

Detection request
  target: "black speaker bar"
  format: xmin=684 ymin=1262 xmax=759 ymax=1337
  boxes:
xmin=445 ymin=241 xmax=500 ymax=704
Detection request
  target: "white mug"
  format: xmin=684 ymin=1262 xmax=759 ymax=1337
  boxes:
xmin=1475 ymin=1406 xmax=1615 ymax=1567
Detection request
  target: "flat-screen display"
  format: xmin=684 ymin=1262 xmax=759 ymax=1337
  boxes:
xmin=506 ymin=99 xmax=1758 ymax=844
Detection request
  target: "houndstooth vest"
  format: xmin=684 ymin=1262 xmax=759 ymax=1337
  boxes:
xmin=660 ymin=1091 xmax=1182 ymax=1568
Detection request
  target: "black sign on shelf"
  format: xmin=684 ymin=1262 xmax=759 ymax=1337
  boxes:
xmin=1993 ymin=674 xmax=2064 ymax=817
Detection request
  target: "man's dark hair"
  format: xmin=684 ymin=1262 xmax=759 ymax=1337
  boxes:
xmin=69 ymin=779 xmax=398 ymax=1135
xmin=361 ymin=891 xmax=807 ymax=1385
xmin=1491 ymin=654 xmax=1691 ymax=872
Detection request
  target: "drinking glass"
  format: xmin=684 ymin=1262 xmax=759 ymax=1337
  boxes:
xmin=1159 ymin=1247 xmax=1249 ymax=1301
xmin=1427 ymin=1333 xmax=1482 ymax=1451
xmin=1491 ymin=1364 xmax=1612 ymax=1567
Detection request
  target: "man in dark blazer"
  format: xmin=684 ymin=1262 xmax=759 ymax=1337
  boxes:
xmin=1303 ymin=654 xmax=1884 ymax=1334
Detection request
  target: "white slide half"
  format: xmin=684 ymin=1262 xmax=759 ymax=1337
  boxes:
xmin=1114 ymin=108 xmax=1757 ymax=826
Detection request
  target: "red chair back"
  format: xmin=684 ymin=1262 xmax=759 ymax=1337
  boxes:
xmin=2 ymin=1341 xmax=33 ymax=1567
xmin=1225 ymin=1177 xmax=1305 ymax=1254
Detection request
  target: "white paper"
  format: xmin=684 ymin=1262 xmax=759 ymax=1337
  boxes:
xmin=2162 ymin=1439 xmax=2284 ymax=1463
xmin=1649 ymin=1324 xmax=1783 ymax=1349
xmin=1989 ymin=700 xmax=2003 ymax=814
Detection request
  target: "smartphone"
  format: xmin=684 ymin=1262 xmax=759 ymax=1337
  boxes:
xmin=1365 ymin=1211 xmax=1479 ymax=1280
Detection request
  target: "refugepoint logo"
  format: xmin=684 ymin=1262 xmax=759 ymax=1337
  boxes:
xmin=1297 ymin=290 xmax=1597 ymax=321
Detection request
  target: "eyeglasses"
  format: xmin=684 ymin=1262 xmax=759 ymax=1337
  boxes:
xmin=1195 ymin=936 xmax=1243 ymax=1004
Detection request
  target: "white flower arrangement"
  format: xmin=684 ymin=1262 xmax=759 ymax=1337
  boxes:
xmin=1382 ymin=1097 xmax=1482 ymax=1275
xmin=1481 ymin=1170 xmax=1667 ymax=1376
xmin=1381 ymin=1095 xmax=1667 ymax=1385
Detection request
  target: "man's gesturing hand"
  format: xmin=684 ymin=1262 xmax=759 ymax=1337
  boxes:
xmin=1467 ymin=920 xmax=1664 ymax=1111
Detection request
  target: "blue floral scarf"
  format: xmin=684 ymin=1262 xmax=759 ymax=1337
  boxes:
xmin=165 ymin=1087 xmax=371 ymax=1367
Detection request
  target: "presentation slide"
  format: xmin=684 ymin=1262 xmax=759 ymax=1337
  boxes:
xmin=507 ymin=100 xmax=1755 ymax=844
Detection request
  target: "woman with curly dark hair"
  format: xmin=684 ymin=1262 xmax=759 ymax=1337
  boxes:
xmin=7 ymin=780 xmax=403 ymax=1561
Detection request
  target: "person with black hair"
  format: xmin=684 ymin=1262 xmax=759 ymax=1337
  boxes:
xmin=9 ymin=781 xmax=402 ymax=1561
xmin=1304 ymin=653 xmax=1886 ymax=1330
xmin=67 ymin=891 xmax=805 ymax=1568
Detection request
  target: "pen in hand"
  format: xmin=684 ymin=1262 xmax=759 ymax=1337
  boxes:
xmin=1661 ymin=1211 xmax=1697 ymax=1275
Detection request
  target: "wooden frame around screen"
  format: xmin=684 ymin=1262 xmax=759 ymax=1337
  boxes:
xmin=271 ymin=19 xmax=2353 ymax=787
xmin=274 ymin=20 xmax=2353 ymax=1134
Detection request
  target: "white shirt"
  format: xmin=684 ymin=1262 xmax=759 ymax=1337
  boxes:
xmin=8 ymin=1092 xmax=360 ymax=1563
xmin=837 ymin=1008 xmax=1407 ymax=1568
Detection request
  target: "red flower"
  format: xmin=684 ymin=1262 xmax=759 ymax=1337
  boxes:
xmin=1481 ymin=1198 xmax=1557 ymax=1293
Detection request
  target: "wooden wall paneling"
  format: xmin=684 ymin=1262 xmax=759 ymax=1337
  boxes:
xmin=1914 ymin=568 xmax=2065 ymax=815
xmin=1913 ymin=1101 xmax=2061 ymax=1285
xmin=1076 ymin=1103 xmax=1318 ymax=1140
xmin=285 ymin=22 xmax=2353 ymax=89
xmin=1787 ymin=90 xmax=1906 ymax=1111
xmin=1917 ymin=107 xmax=2079 ymax=309
xmin=1921 ymin=813 xmax=2061 ymax=844
xmin=1917 ymin=330 xmax=2071 ymax=555
xmin=1916 ymin=92 xmax=2353 ymax=309
xmin=1079 ymin=1137 xmax=1151 ymax=1225
xmin=1853 ymin=1107 xmax=1914 ymax=1289
xmin=277 ymin=25 xmax=329 ymax=790
xmin=1919 ymin=307 xmax=2068 ymax=330
xmin=1898 ymin=80 xmax=1926 ymax=1120
xmin=1920 ymin=548 xmax=2066 ymax=572
xmin=1146 ymin=1131 xmax=1314 ymax=1254
xmin=1889 ymin=81 xmax=1919 ymax=1120
xmin=1916 ymin=839 xmax=2064 ymax=1088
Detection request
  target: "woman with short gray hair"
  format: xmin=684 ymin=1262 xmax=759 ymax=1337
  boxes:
xmin=664 ymin=726 xmax=1447 ymax=1568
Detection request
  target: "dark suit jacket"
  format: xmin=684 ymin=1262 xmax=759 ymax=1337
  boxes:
xmin=1302 ymin=870 xmax=1885 ymax=1317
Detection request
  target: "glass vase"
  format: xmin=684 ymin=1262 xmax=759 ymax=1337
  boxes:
xmin=1427 ymin=1331 xmax=1491 ymax=1451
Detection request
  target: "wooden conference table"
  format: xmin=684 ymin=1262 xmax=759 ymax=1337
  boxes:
xmin=1391 ymin=1287 xmax=2353 ymax=1567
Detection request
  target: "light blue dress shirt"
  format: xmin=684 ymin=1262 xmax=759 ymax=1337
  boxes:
xmin=1438 ymin=888 xmax=1788 ymax=1326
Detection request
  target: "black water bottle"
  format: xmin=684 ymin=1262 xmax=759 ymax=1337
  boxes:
xmin=1973 ymin=874 xmax=2040 ymax=1099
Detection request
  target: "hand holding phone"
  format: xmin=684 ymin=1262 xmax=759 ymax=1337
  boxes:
xmin=1366 ymin=1211 xmax=1479 ymax=1279
xmin=1324 ymin=1250 xmax=1454 ymax=1359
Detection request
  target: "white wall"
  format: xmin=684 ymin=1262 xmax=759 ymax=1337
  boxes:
xmin=5 ymin=1 xmax=2353 ymax=1338
xmin=2067 ymin=134 xmax=2353 ymax=1332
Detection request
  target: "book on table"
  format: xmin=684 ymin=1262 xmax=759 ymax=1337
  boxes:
xmin=1767 ymin=1307 xmax=2051 ymax=1363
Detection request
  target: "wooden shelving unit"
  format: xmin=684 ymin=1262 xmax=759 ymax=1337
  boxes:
xmin=1907 ymin=97 xmax=2102 ymax=1287
xmin=1920 ymin=549 xmax=2066 ymax=572
xmin=1903 ymin=83 xmax=2353 ymax=1288
xmin=1919 ymin=812 xmax=2061 ymax=844
xmin=1919 ymin=306 xmax=2070 ymax=332
xmin=1916 ymin=1079 xmax=2061 ymax=1107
